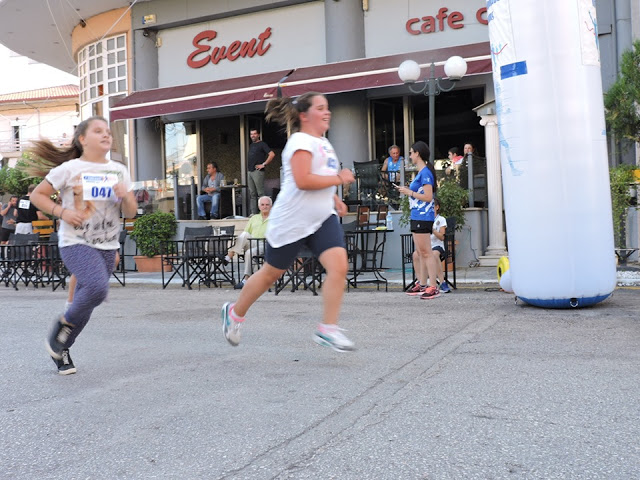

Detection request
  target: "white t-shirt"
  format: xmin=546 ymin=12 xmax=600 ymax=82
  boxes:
xmin=431 ymin=214 xmax=447 ymax=250
xmin=46 ymin=158 xmax=132 ymax=250
xmin=266 ymin=132 xmax=339 ymax=248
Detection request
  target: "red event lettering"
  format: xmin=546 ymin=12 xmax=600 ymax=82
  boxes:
xmin=187 ymin=27 xmax=272 ymax=68
xmin=406 ymin=7 xmax=488 ymax=35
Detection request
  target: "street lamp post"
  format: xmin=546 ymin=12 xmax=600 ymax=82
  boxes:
xmin=397 ymin=56 xmax=468 ymax=163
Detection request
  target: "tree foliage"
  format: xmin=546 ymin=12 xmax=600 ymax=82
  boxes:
xmin=609 ymin=164 xmax=636 ymax=247
xmin=604 ymin=40 xmax=640 ymax=143
xmin=0 ymin=161 xmax=36 ymax=196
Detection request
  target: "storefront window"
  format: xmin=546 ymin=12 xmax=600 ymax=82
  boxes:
xmin=372 ymin=99 xmax=404 ymax=163
xmin=164 ymin=122 xmax=198 ymax=219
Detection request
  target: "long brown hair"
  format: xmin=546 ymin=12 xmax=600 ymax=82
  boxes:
xmin=411 ymin=140 xmax=437 ymax=193
xmin=264 ymin=92 xmax=324 ymax=133
xmin=23 ymin=116 xmax=108 ymax=178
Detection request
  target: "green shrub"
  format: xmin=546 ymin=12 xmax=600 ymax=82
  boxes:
xmin=435 ymin=179 xmax=468 ymax=231
xmin=398 ymin=178 xmax=468 ymax=230
xmin=609 ymin=164 xmax=636 ymax=247
xmin=130 ymin=212 xmax=178 ymax=257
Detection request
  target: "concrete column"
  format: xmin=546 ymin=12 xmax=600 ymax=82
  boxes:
xmin=131 ymin=29 xmax=161 ymax=182
xmin=327 ymin=91 xmax=369 ymax=170
xmin=478 ymin=113 xmax=508 ymax=266
xmin=324 ymin=0 xmax=365 ymax=62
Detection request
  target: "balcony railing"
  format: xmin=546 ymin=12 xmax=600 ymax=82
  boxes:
xmin=0 ymin=137 xmax=72 ymax=153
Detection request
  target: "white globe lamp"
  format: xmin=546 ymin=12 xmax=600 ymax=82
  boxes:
xmin=443 ymin=56 xmax=467 ymax=81
xmin=398 ymin=59 xmax=421 ymax=83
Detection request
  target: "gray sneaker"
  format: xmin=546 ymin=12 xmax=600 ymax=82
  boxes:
xmin=221 ymin=302 xmax=242 ymax=346
xmin=314 ymin=324 xmax=355 ymax=352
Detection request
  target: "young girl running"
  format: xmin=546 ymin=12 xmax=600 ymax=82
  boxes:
xmin=396 ymin=140 xmax=441 ymax=300
xmin=29 ymin=116 xmax=137 ymax=374
xmin=221 ymin=92 xmax=356 ymax=352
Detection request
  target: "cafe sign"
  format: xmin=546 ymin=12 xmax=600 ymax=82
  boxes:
xmin=406 ymin=6 xmax=488 ymax=35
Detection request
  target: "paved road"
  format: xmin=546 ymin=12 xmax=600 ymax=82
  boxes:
xmin=2 ymin=284 xmax=639 ymax=479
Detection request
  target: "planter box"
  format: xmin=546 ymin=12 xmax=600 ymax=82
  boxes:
xmin=134 ymin=255 xmax=172 ymax=273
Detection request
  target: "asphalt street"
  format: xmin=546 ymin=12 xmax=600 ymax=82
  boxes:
xmin=1 ymin=283 xmax=639 ymax=479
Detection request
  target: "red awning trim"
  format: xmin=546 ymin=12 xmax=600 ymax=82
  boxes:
xmin=110 ymin=70 xmax=292 ymax=121
xmin=280 ymin=54 xmax=492 ymax=97
xmin=110 ymin=43 xmax=491 ymax=121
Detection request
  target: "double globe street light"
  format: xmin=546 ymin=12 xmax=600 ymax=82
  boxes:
xmin=397 ymin=56 xmax=468 ymax=163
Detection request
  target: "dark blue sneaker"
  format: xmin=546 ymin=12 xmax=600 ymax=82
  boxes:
xmin=52 ymin=349 xmax=76 ymax=375
xmin=440 ymin=281 xmax=451 ymax=293
xmin=46 ymin=317 xmax=74 ymax=360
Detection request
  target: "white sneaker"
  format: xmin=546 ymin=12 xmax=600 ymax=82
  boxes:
xmin=221 ymin=302 xmax=242 ymax=346
xmin=314 ymin=324 xmax=355 ymax=352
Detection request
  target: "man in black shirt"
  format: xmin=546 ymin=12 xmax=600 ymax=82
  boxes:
xmin=247 ymin=129 xmax=275 ymax=215
xmin=15 ymin=184 xmax=47 ymax=234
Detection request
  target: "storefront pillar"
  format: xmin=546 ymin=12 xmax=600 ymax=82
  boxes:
xmin=324 ymin=0 xmax=365 ymax=62
xmin=478 ymin=113 xmax=508 ymax=266
xmin=328 ymin=91 xmax=369 ymax=170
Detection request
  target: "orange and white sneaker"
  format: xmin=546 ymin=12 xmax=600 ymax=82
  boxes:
xmin=405 ymin=284 xmax=426 ymax=296
xmin=420 ymin=286 xmax=441 ymax=300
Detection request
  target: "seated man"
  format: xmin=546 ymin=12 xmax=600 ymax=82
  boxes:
xmin=381 ymin=144 xmax=404 ymax=184
xmin=196 ymin=162 xmax=224 ymax=219
xmin=224 ymin=196 xmax=272 ymax=289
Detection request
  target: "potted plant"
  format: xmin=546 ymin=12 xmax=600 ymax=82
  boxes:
xmin=398 ymin=177 xmax=468 ymax=229
xmin=436 ymin=178 xmax=469 ymax=231
xmin=129 ymin=211 xmax=178 ymax=272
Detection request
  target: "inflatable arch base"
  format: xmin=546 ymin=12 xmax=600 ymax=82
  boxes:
xmin=518 ymin=293 xmax=612 ymax=309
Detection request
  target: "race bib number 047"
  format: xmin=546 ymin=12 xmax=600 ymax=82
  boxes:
xmin=82 ymin=173 xmax=119 ymax=201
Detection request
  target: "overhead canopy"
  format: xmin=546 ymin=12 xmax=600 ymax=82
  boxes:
xmin=110 ymin=42 xmax=491 ymax=121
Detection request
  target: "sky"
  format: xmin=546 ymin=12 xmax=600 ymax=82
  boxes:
xmin=0 ymin=44 xmax=79 ymax=95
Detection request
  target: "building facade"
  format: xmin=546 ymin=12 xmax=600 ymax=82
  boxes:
xmin=0 ymin=0 xmax=638 ymax=263
xmin=0 ymin=85 xmax=80 ymax=168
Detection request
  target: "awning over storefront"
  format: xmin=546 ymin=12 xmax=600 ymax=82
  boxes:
xmin=110 ymin=42 xmax=491 ymax=121
xmin=280 ymin=42 xmax=491 ymax=98
xmin=110 ymin=70 xmax=292 ymax=121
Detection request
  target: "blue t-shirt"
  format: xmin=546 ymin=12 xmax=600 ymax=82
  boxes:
xmin=409 ymin=166 xmax=435 ymax=221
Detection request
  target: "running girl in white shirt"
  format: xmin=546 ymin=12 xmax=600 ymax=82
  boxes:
xmin=222 ymin=92 xmax=356 ymax=352
xmin=29 ymin=116 xmax=137 ymax=375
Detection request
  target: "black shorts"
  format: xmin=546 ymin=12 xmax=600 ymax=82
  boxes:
xmin=0 ymin=227 xmax=15 ymax=242
xmin=265 ymin=215 xmax=345 ymax=270
xmin=432 ymin=245 xmax=445 ymax=261
xmin=410 ymin=220 xmax=434 ymax=234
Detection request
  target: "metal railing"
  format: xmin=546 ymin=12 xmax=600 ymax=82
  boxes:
xmin=0 ymin=137 xmax=72 ymax=153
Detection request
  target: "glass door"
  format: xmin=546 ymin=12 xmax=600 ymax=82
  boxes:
xmin=164 ymin=121 xmax=198 ymax=219
xmin=371 ymin=99 xmax=405 ymax=164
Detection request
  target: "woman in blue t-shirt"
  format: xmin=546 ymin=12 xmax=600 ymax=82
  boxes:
xmin=396 ymin=140 xmax=441 ymax=300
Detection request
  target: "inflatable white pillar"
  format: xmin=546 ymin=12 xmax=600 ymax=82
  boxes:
xmin=486 ymin=0 xmax=616 ymax=308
